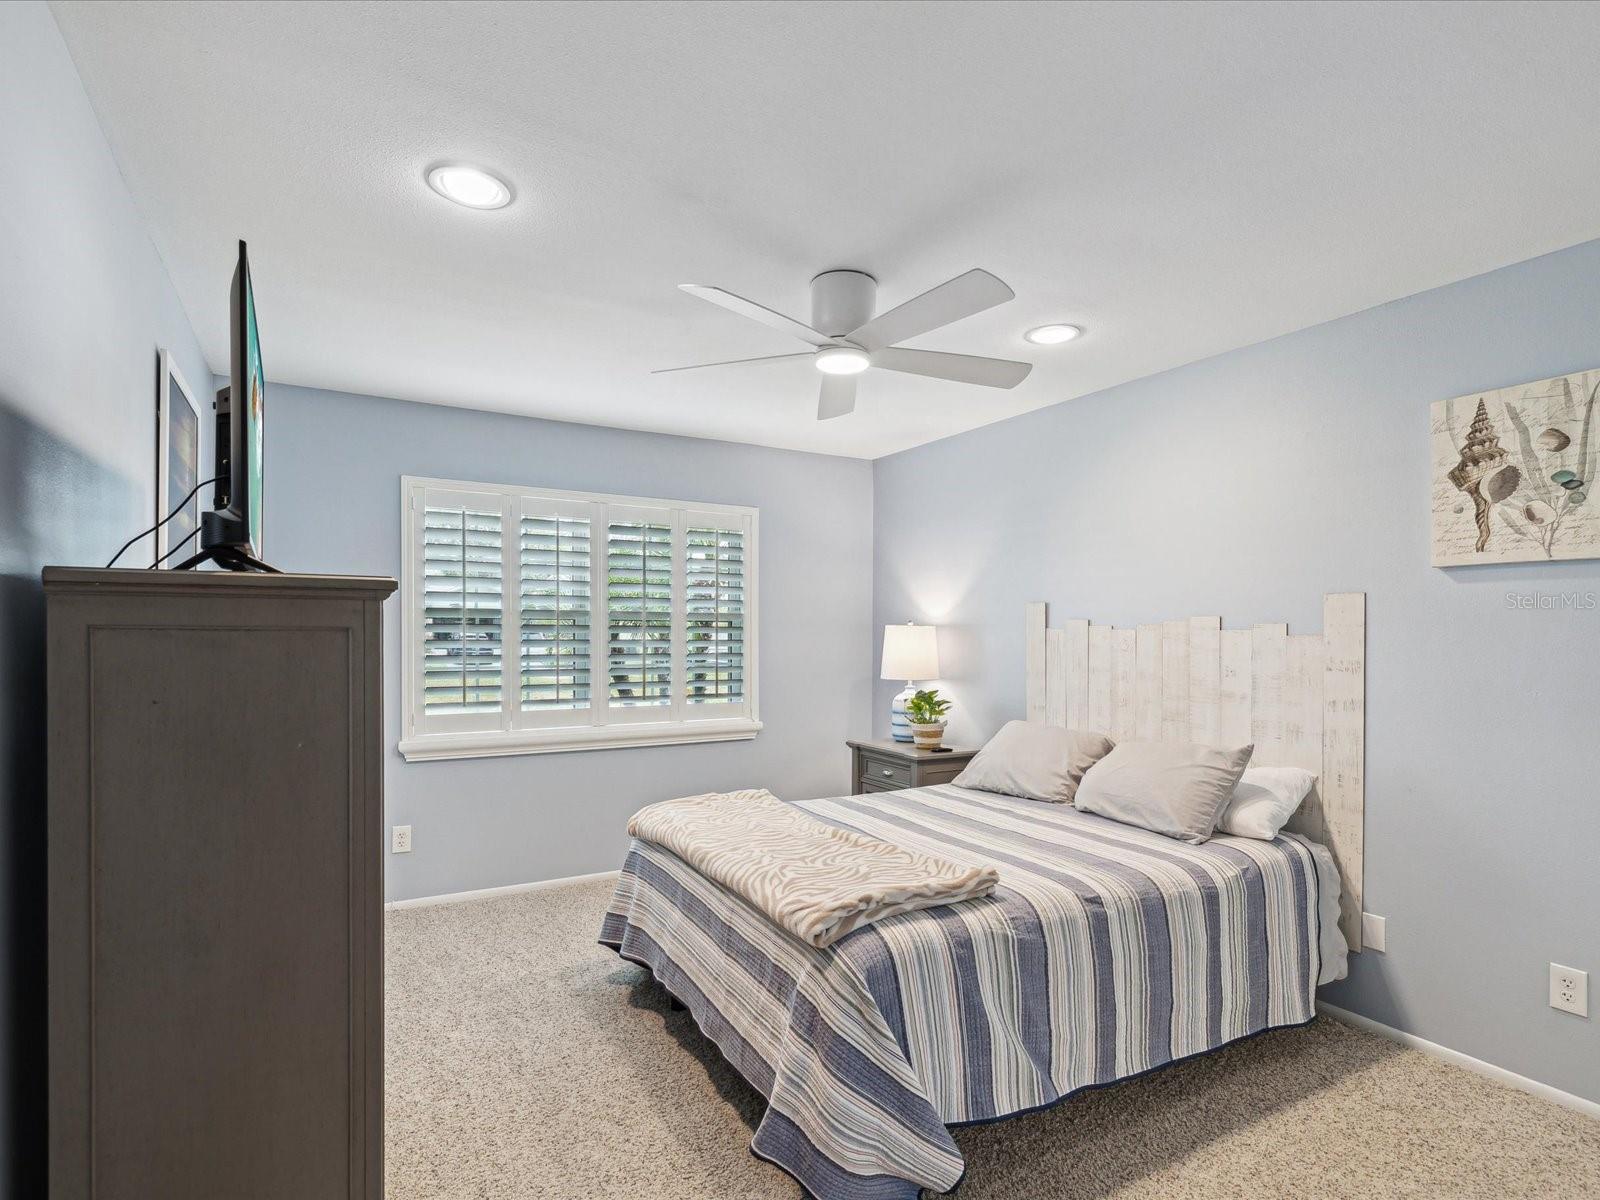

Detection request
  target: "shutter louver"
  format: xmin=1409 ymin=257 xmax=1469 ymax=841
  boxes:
xmin=421 ymin=505 xmax=503 ymax=713
xmin=519 ymin=512 xmax=591 ymax=711
xmin=685 ymin=526 xmax=744 ymax=704
xmin=607 ymin=518 xmax=672 ymax=707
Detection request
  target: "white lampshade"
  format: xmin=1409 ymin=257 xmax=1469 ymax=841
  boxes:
xmin=880 ymin=623 xmax=939 ymax=681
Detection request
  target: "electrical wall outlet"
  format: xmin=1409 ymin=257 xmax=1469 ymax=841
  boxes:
xmin=1550 ymin=963 xmax=1588 ymax=1017
xmin=391 ymin=825 xmax=413 ymax=854
xmin=1361 ymin=912 xmax=1386 ymax=953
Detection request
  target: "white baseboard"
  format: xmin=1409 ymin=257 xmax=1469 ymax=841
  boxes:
xmin=386 ymin=868 xmax=620 ymax=911
xmin=1317 ymin=1002 xmax=1600 ymax=1120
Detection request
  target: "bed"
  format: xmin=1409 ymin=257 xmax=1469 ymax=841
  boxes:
xmin=599 ymin=595 xmax=1365 ymax=1199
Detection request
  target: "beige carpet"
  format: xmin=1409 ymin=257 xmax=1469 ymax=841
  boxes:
xmin=386 ymin=875 xmax=1600 ymax=1199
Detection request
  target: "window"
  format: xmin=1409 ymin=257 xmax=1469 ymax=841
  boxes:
xmin=400 ymin=477 xmax=758 ymax=760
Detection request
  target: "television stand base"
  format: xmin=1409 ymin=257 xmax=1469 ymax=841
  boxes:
xmin=170 ymin=544 xmax=281 ymax=573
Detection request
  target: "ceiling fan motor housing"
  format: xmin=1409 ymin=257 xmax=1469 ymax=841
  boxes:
xmin=810 ymin=270 xmax=877 ymax=340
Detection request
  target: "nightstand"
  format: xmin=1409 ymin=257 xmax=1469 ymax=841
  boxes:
xmin=847 ymin=738 xmax=978 ymax=795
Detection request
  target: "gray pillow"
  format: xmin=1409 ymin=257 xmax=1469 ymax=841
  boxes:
xmin=953 ymin=720 xmax=1116 ymax=804
xmin=1074 ymin=741 xmax=1254 ymax=843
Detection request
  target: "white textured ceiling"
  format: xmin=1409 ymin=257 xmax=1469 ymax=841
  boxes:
xmin=50 ymin=0 xmax=1600 ymax=459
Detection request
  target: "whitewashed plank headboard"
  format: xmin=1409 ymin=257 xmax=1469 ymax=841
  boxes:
xmin=1025 ymin=593 xmax=1367 ymax=951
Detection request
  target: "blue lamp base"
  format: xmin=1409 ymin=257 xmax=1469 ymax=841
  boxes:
xmin=890 ymin=681 xmax=917 ymax=742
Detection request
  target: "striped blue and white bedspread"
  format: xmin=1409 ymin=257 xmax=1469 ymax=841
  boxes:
xmin=599 ymin=784 xmax=1342 ymax=1200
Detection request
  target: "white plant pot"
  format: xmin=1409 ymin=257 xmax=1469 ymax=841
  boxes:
xmin=908 ymin=721 xmax=946 ymax=750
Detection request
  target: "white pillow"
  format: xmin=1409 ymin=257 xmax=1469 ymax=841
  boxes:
xmin=1215 ymin=767 xmax=1316 ymax=840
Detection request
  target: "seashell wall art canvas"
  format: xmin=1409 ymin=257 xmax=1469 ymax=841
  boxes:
xmin=1431 ymin=367 xmax=1600 ymax=565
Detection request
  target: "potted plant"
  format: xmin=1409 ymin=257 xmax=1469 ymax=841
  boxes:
xmin=904 ymin=688 xmax=952 ymax=749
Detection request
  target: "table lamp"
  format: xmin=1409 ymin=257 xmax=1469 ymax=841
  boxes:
xmin=880 ymin=623 xmax=940 ymax=742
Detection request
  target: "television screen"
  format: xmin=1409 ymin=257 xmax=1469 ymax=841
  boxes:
xmin=187 ymin=239 xmax=273 ymax=571
xmin=241 ymin=256 xmax=265 ymax=555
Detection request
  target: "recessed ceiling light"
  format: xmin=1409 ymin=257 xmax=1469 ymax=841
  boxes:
xmin=815 ymin=346 xmax=871 ymax=375
xmin=425 ymin=164 xmax=512 ymax=210
xmin=1024 ymin=323 xmax=1083 ymax=345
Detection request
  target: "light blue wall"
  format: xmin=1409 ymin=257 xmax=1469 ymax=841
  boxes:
xmin=262 ymin=384 xmax=875 ymax=903
xmin=873 ymin=238 xmax=1600 ymax=1104
xmin=0 ymin=2 xmax=214 ymax=1189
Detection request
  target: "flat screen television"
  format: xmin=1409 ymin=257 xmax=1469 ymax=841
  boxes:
xmin=183 ymin=239 xmax=276 ymax=572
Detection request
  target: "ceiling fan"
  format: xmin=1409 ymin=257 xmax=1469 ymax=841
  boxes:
xmin=654 ymin=268 xmax=1033 ymax=420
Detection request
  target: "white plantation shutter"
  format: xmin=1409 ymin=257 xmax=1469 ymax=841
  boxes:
xmin=685 ymin=521 xmax=745 ymax=708
xmin=419 ymin=499 xmax=503 ymax=723
xmin=517 ymin=501 xmax=592 ymax=718
xmin=402 ymin=478 xmax=757 ymax=759
xmin=606 ymin=512 xmax=674 ymax=712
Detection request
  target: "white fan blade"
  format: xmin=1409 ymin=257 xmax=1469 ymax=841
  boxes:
xmin=817 ymin=374 xmax=857 ymax=420
xmin=872 ymin=347 xmax=1032 ymax=389
xmin=846 ymin=268 xmax=1014 ymax=352
xmin=652 ymin=353 xmax=810 ymax=375
xmin=679 ymin=284 xmax=831 ymax=347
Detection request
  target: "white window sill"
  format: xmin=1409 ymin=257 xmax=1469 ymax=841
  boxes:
xmin=398 ymin=717 xmax=762 ymax=762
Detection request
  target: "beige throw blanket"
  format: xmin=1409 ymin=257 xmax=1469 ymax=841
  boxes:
xmin=627 ymin=789 xmax=1000 ymax=948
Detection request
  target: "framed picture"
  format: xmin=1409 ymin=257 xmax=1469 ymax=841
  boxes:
xmin=157 ymin=349 xmax=203 ymax=564
xmin=1431 ymin=368 xmax=1599 ymax=566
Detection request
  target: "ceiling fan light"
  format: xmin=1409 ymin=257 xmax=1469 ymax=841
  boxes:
xmin=815 ymin=346 xmax=871 ymax=375
xmin=1024 ymin=323 xmax=1083 ymax=345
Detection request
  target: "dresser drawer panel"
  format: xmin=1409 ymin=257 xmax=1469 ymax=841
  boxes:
xmin=917 ymin=760 xmax=968 ymax=787
xmin=859 ymin=779 xmax=902 ymax=794
xmin=858 ymin=754 xmax=914 ymax=788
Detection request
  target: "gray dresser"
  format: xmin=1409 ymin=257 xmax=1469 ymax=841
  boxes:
xmin=46 ymin=567 xmax=395 ymax=1200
